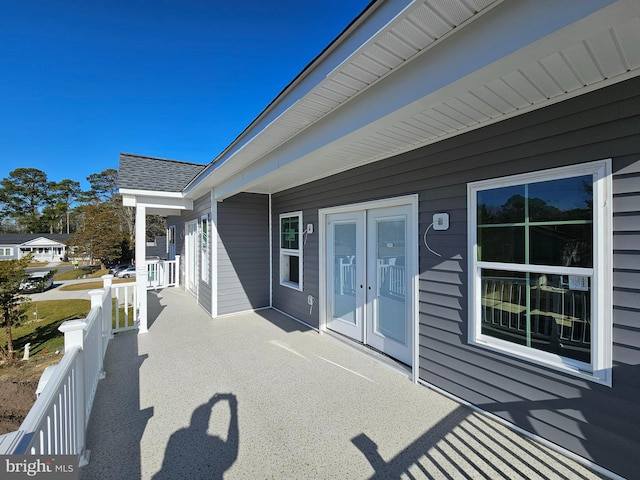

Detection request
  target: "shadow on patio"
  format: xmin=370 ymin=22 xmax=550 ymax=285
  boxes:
xmin=80 ymin=287 xmax=603 ymax=479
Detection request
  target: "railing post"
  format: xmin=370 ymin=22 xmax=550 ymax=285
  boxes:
xmin=175 ymin=255 xmax=180 ymax=287
xmin=102 ymin=275 xmax=114 ymax=342
xmin=89 ymin=289 xmax=107 ymax=380
xmin=59 ymin=319 xmax=86 ymax=352
xmin=58 ymin=319 xmax=89 ymax=466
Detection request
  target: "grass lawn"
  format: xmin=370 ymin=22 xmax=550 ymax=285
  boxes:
xmin=1 ymin=300 xmax=92 ymax=359
xmin=55 ymin=267 xmax=110 ymax=281
xmin=1 ymin=297 xmax=137 ymax=362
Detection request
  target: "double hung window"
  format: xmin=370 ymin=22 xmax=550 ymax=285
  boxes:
xmin=280 ymin=212 xmax=303 ymax=290
xmin=468 ymin=161 xmax=612 ymax=384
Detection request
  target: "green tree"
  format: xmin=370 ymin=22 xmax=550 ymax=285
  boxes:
xmin=70 ymin=203 xmax=127 ymax=266
xmin=85 ymin=168 xmax=119 ymax=203
xmin=0 ymin=256 xmax=31 ymax=362
xmin=0 ymin=168 xmax=49 ymax=233
xmin=50 ymin=179 xmax=83 ymax=234
xmin=83 ymin=168 xmax=138 ymax=256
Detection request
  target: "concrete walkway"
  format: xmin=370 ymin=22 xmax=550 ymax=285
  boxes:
xmin=80 ymin=287 xmax=604 ymax=480
xmin=27 ymin=277 xmax=134 ymax=302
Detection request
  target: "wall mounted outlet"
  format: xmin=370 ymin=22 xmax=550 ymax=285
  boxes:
xmin=432 ymin=213 xmax=449 ymax=231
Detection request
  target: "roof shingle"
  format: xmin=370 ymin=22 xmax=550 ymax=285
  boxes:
xmin=118 ymin=153 xmax=206 ymax=193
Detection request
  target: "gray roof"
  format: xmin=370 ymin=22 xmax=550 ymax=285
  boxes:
xmin=0 ymin=234 xmax=73 ymax=246
xmin=118 ymin=153 xmax=206 ymax=193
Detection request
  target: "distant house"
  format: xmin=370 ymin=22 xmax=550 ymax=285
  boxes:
xmin=0 ymin=234 xmax=72 ymax=262
xmin=118 ymin=2 xmax=640 ymax=478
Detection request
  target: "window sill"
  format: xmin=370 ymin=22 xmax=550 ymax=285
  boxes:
xmin=470 ymin=337 xmax=611 ymax=387
xmin=280 ymin=281 xmax=302 ymax=292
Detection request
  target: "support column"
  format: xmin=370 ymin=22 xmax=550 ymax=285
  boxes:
xmin=135 ymin=204 xmax=148 ymax=333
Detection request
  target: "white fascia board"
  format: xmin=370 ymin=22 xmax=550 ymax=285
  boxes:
xmin=120 ymin=190 xmax=193 ymax=211
xmin=184 ymin=0 xmax=410 ymax=198
xmin=21 ymin=238 xmax=65 ymax=247
xmin=119 ymin=188 xmax=186 ymax=199
xmin=212 ymin=0 xmax=629 ymax=200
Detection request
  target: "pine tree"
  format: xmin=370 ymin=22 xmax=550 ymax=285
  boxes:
xmin=0 ymin=256 xmax=31 ymax=362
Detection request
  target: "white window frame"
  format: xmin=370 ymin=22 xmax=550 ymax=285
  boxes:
xmin=0 ymin=247 xmax=12 ymax=256
xmin=167 ymin=225 xmax=176 ymax=259
xmin=279 ymin=211 xmax=303 ymax=291
xmin=468 ymin=160 xmax=612 ymax=385
xmin=200 ymin=214 xmax=209 ymax=284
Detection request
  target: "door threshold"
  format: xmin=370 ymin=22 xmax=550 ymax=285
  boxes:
xmin=322 ymin=328 xmax=412 ymax=380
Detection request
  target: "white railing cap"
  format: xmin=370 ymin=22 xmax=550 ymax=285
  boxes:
xmin=59 ymin=319 xmax=87 ymax=333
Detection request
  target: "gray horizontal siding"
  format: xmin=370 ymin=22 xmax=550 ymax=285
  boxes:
xmin=194 ymin=195 xmax=212 ymax=315
xmin=270 ymin=209 xmax=319 ymax=327
xmin=271 ymin=76 xmax=640 ymax=479
xmin=217 ymin=193 xmax=270 ymax=316
xmin=166 ymin=193 xmax=212 ymax=315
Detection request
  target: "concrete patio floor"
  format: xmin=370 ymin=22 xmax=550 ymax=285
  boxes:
xmin=80 ymin=287 xmax=604 ymax=479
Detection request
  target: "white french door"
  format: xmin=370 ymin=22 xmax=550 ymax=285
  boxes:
xmin=326 ymin=202 xmax=415 ymax=365
xmin=185 ymin=220 xmax=198 ymax=296
xmin=326 ymin=211 xmax=366 ymax=341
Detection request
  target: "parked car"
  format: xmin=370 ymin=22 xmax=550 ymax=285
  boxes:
xmin=20 ymin=270 xmax=54 ymax=293
xmin=115 ymin=266 xmax=136 ymax=278
xmin=109 ymin=264 xmax=133 ymax=275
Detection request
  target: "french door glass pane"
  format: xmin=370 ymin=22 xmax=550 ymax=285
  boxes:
xmin=375 ymin=218 xmax=406 ymax=344
xmin=333 ymin=223 xmax=357 ymax=325
xmin=481 ymin=269 xmax=591 ymax=363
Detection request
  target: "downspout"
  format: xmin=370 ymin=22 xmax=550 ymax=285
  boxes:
xmin=269 ymin=194 xmax=273 ymax=307
xmin=210 ymin=189 xmax=218 ymax=318
xmin=135 ymin=204 xmax=148 ymax=333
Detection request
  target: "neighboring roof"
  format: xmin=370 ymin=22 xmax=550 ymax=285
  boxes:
xmin=0 ymin=234 xmax=73 ymax=246
xmin=118 ymin=153 xmax=206 ymax=193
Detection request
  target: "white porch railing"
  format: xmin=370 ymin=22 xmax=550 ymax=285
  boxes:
xmin=112 ymin=282 xmax=138 ymax=333
xmin=0 ymin=265 xmax=182 ymax=465
xmin=146 ymin=257 xmax=179 ymax=290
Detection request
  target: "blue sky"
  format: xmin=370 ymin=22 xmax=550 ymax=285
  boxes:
xmin=0 ymin=1 xmax=370 ymax=190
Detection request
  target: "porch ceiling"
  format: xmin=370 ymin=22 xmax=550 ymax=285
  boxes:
xmin=186 ymin=0 xmax=640 ymax=201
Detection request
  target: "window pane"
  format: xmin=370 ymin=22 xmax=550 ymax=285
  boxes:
xmin=288 ymin=255 xmax=300 ymax=284
xmin=530 ymin=273 xmax=590 ymax=363
xmin=530 ymin=224 xmax=592 ymax=267
xmin=477 ymin=185 xmax=526 ymax=224
xmin=281 ymin=216 xmax=299 ymax=250
xmin=481 ymin=269 xmax=591 ymax=363
xmin=528 ymin=175 xmax=593 ymax=222
xmin=478 ymin=226 xmax=525 ymax=263
xmin=481 ymin=270 xmax=528 ymax=346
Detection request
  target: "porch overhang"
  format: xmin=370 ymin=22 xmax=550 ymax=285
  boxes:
xmin=120 ymin=189 xmax=194 ymax=216
xmin=182 ymin=0 xmax=639 ymax=202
